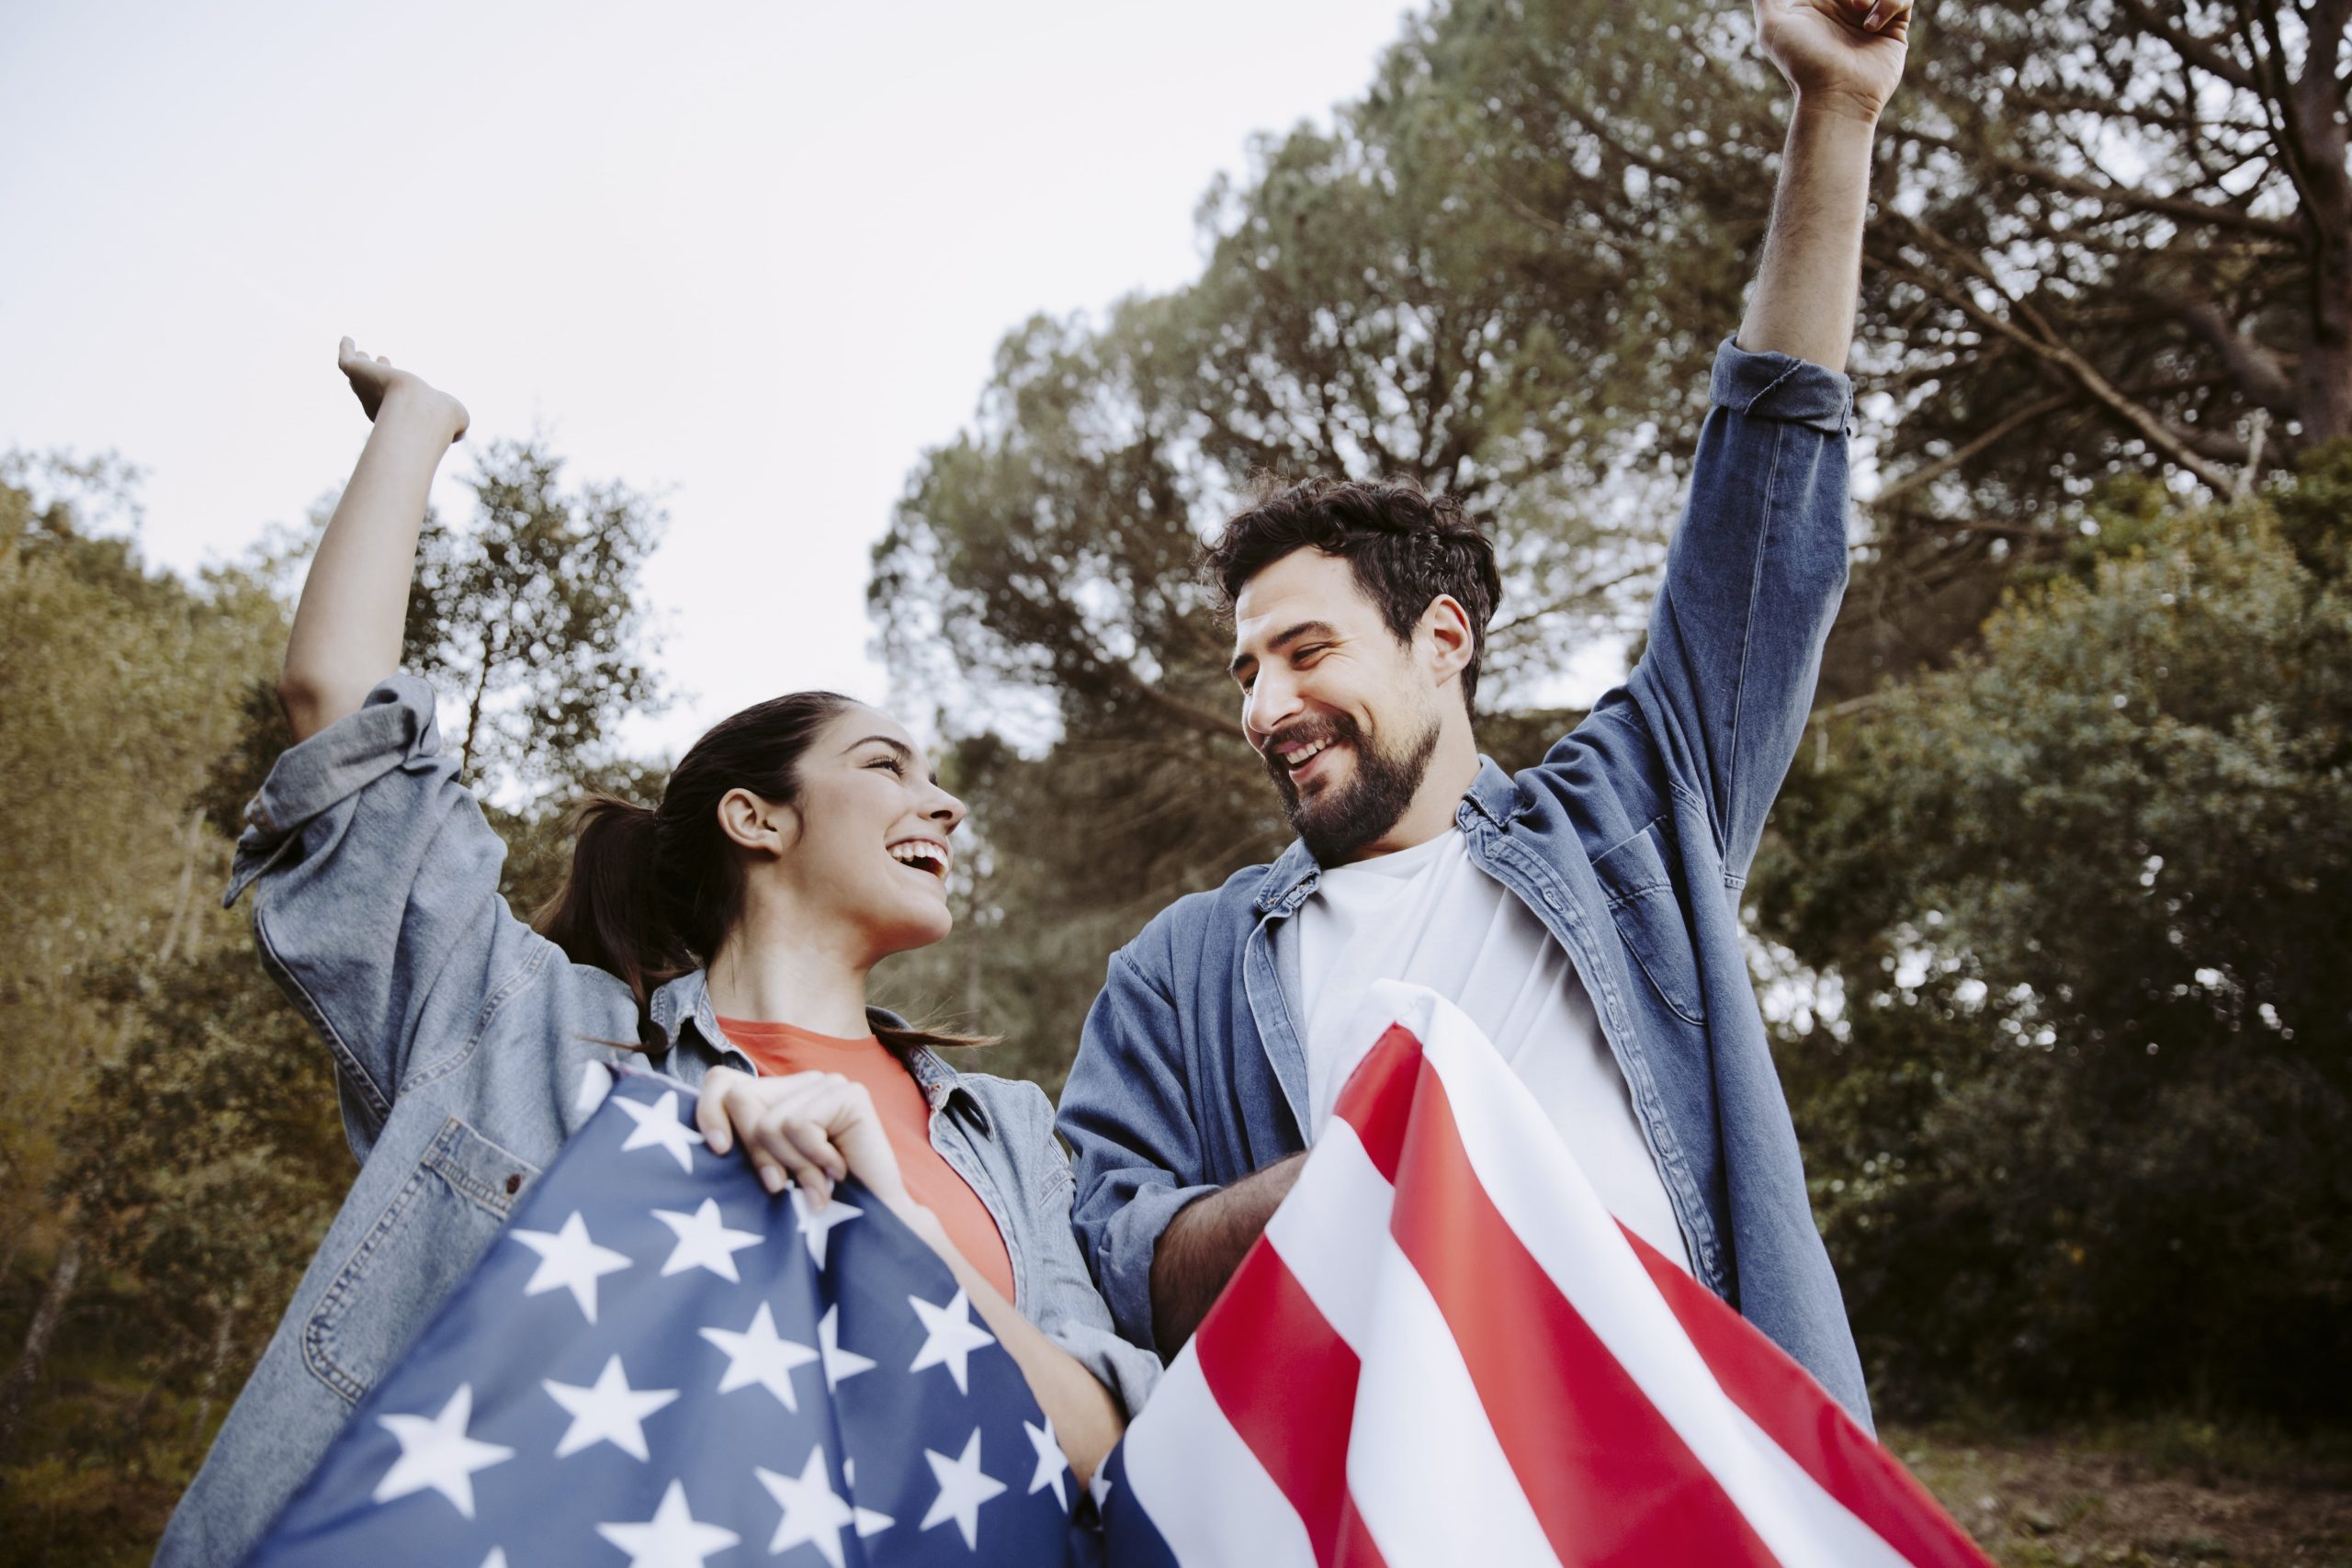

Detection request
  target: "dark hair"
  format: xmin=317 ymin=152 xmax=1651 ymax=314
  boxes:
xmin=535 ymin=691 xmax=987 ymax=1059
xmin=1198 ymin=476 xmax=1503 ymax=717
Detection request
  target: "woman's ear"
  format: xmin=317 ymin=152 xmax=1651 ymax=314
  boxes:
xmin=715 ymin=787 xmax=796 ymax=857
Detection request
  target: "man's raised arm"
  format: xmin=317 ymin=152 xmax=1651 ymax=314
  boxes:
xmin=1587 ymin=0 xmax=1909 ymax=878
xmin=1738 ymin=0 xmax=1911 ymax=368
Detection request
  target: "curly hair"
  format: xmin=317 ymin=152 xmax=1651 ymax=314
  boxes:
xmin=1199 ymin=476 xmax=1503 ymax=716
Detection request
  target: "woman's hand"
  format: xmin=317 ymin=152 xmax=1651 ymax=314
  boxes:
xmin=337 ymin=336 xmax=469 ymax=444
xmin=695 ymin=1066 xmax=911 ymax=1211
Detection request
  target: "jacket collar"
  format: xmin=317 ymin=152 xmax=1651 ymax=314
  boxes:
xmin=1250 ymin=756 xmax=1520 ymax=916
xmin=647 ymin=968 xmax=985 ymax=1130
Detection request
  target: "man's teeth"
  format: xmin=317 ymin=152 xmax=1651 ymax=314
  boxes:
xmin=1283 ymin=738 xmax=1332 ymax=770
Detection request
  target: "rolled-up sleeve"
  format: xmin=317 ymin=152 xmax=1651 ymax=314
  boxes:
xmin=996 ymin=1085 xmax=1162 ymax=1417
xmin=1057 ymin=948 xmax=1221 ymax=1358
xmin=1609 ymin=338 xmax=1853 ymax=880
xmin=227 ymin=675 xmax=553 ymax=1156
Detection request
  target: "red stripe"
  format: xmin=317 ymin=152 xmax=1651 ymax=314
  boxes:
xmin=1623 ymin=1229 xmax=1994 ymax=1568
xmin=1386 ymin=1053 xmax=1782 ymax=1566
xmin=1329 ymin=1023 xmax=1424 ymax=1181
xmin=1193 ymin=1241 xmax=1391 ymax=1568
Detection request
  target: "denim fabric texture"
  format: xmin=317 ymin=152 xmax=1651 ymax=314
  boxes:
xmin=1055 ymin=338 xmax=1875 ymax=1427
xmin=155 ymin=677 xmax=1159 ymax=1568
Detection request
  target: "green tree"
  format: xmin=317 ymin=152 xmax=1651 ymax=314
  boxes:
xmin=1752 ymin=451 xmax=2352 ymax=1418
xmin=0 ymin=455 xmax=287 ymax=1480
xmin=0 ymin=434 xmax=673 ymax=1561
xmin=401 ymin=437 xmax=669 ymax=794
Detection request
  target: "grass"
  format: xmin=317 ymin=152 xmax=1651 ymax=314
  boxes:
xmin=1894 ymin=1417 xmax=2352 ymax=1567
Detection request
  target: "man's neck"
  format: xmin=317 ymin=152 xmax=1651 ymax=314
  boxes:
xmin=1337 ymin=732 xmax=1483 ymax=864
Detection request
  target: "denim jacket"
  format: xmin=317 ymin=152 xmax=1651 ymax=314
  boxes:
xmin=1056 ymin=339 xmax=1873 ymax=1426
xmin=156 ymin=677 xmax=1159 ymax=1568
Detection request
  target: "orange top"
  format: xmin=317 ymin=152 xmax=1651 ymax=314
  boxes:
xmin=717 ymin=1017 xmax=1016 ymax=1303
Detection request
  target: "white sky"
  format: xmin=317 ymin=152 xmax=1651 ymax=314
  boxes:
xmin=1 ymin=0 xmax=1414 ymax=759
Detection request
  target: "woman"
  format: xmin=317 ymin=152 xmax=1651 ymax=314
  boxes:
xmin=154 ymin=341 xmax=1156 ymax=1568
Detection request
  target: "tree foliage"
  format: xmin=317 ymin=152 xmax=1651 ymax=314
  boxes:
xmin=1753 ymin=452 xmax=2352 ymax=1418
xmin=0 ymin=437 xmax=670 ymax=1561
xmin=402 ymin=437 xmax=668 ymax=795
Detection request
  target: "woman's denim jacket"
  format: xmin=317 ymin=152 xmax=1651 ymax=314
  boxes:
xmin=154 ymin=677 xmax=1159 ymax=1568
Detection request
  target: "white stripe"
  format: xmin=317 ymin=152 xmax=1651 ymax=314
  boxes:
xmin=1120 ymin=1348 xmax=1317 ymax=1568
xmin=1262 ymin=1116 xmax=1392 ymax=1354
xmin=1396 ymin=986 xmax=1913 ymax=1568
xmin=1343 ymin=1233 xmax=1563 ymax=1568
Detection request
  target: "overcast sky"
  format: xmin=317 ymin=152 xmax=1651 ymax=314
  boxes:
xmin=1 ymin=0 xmax=1412 ymax=758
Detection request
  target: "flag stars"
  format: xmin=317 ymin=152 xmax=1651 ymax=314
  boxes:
xmin=908 ymin=1289 xmax=995 ymax=1394
xmin=652 ymin=1197 xmax=763 ymax=1282
xmin=370 ymin=1383 xmax=514 ymax=1520
xmin=1025 ymin=1416 xmax=1069 ymax=1510
xmin=919 ymin=1427 xmax=1008 ymax=1550
xmin=790 ymin=1184 xmax=863 ymax=1269
xmin=699 ymin=1302 xmax=820 ymax=1412
xmin=818 ymin=1303 xmax=875 ymax=1390
xmin=542 ymin=1354 xmax=678 ymax=1461
xmin=510 ymin=1211 xmax=632 ymax=1325
xmin=753 ymin=1447 xmax=856 ymax=1568
xmin=613 ymin=1089 xmax=704 ymax=1174
xmin=595 ymin=1479 xmax=739 ymax=1568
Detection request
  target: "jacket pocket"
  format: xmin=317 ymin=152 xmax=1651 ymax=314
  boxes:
xmin=302 ymin=1116 xmax=540 ymax=1405
xmin=1593 ymin=822 xmax=1708 ymax=1027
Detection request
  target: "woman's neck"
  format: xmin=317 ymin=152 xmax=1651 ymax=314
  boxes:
xmin=703 ymin=895 xmax=873 ymax=1038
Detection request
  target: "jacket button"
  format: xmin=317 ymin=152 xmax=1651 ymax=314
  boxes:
xmin=504 ymin=1172 xmax=523 ymax=1195
xmin=1543 ymin=890 xmax=1561 ymax=909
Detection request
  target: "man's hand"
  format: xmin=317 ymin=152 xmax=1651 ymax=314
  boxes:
xmin=1755 ymin=0 xmax=1913 ymax=126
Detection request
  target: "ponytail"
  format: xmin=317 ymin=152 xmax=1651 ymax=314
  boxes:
xmin=535 ymin=795 xmax=692 ymax=1044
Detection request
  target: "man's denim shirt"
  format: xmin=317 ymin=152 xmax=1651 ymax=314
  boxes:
xmin=156 ymin=679 xmax=1159 ymax=1568
xmin=1057 ymin=340 xmax=1874 ymax=1427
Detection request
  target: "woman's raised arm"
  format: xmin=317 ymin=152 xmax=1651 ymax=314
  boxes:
xmin=279 ymin=338 xmax=469 ymax=741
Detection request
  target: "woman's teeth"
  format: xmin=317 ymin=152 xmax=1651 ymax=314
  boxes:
xmin=888 ymin=841 xmax=949 ymax=875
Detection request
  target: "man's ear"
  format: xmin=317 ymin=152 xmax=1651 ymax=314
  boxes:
xmin=1419 ymin=593 xmax=1476 ymax=687
xmin=715 ymin=787 xmax=796 ymax=857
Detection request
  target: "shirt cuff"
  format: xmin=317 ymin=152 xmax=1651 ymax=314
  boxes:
xmin=223 ymin=674 xmax=444 ymax=906
xmin=1709 ymin=337 xmax=1853 ymax=434
xmin=1047 ymin=1320 xmax=1164 ymax=1421
xmin=1095 ymin=1178 xmax=1222 ymax=1356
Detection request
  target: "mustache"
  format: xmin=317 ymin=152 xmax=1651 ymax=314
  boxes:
xmin=1261 ymin=713 xmax=1361 ymax=791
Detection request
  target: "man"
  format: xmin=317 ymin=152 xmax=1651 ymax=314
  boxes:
xmin=1057 ymin=0 xmax=1911 ymax=1425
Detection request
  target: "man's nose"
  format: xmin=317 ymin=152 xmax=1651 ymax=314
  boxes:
xmin=1245 ymin=667 xmax=1305 ymax=744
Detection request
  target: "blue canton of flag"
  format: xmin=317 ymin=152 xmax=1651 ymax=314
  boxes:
xmin=244 ymin=1066 xmax=1078 ymax=1568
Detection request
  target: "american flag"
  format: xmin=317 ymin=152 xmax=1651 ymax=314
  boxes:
xmin=244 ymin=1066 xmax=1075 ymax=1568
xmin=1091 ymin=982 xmax=1996 ymax=1568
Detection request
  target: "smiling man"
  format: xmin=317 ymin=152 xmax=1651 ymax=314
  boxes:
xmin=1055 ymin=0 xmax=1912 ymax=1424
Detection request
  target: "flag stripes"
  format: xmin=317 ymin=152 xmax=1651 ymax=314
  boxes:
xmin=1102 ymin=983 xmax=1994 ymax=1568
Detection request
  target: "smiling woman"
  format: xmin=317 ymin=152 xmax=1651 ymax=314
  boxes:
xmin=153 ymin=341 xmax=1159 ymax=1568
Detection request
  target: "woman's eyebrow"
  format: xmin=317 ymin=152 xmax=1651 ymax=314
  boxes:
xmin=842 ymin=735 xmax=916 ymax=764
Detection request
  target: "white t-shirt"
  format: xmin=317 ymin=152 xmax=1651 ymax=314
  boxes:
xmin=1293 ymin=827 xmax=1693 ymax=1272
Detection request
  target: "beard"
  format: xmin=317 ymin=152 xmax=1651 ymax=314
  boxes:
xmin=1265 ymin=706 xmax=1443 ymax=864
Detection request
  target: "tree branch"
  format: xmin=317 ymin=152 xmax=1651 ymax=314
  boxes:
xmin=2177 ymin=299 xmax=2300 ymax=411
xmin=2118 ymin=0 xmax=2259 ymax=93
xmin=1867 ymin=390 xmax=2075 ymax=511
xmin=1879 ymin=216 xmax=2239 ymax=490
